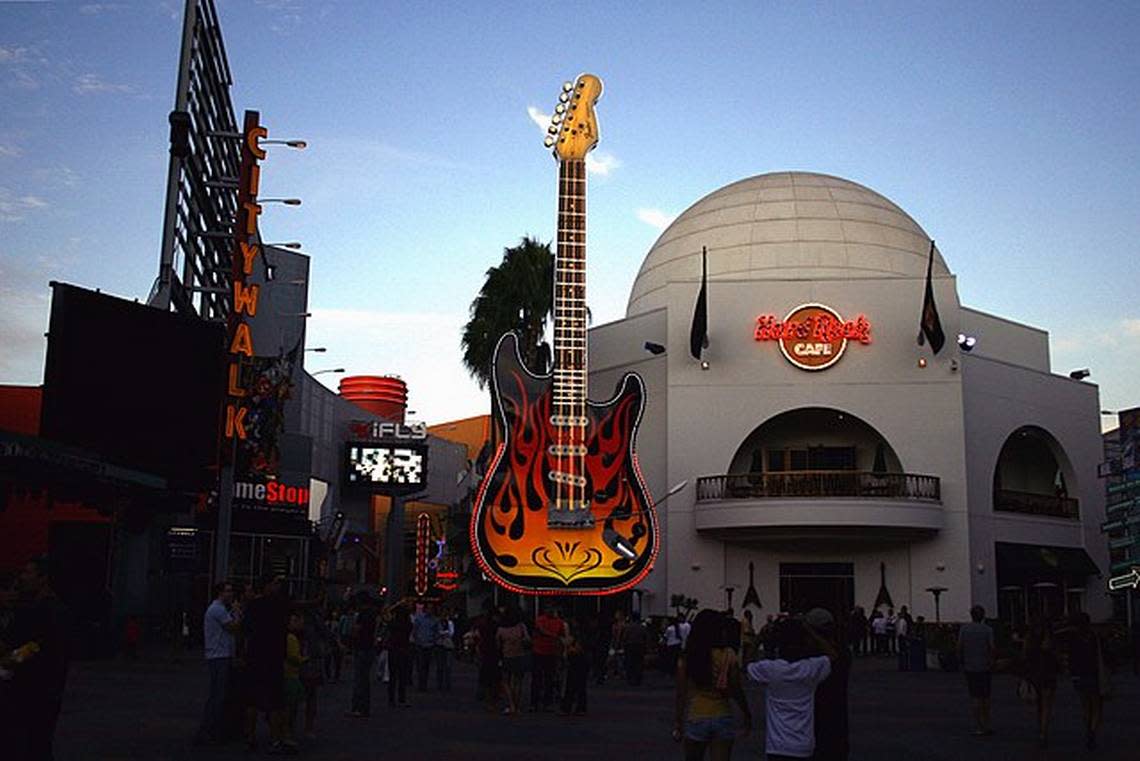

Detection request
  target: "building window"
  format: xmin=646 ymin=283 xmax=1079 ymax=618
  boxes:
xmin=766 ymin=446 xmax=855 ymax=472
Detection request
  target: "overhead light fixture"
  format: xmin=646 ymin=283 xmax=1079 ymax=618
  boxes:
xmin=643 ymin=341 xmax=665 ymax=355
xmin=1069 ymin=368 xmax=1090 ymax=381
xmin=957 ymin=333 xmax=977 ymax=352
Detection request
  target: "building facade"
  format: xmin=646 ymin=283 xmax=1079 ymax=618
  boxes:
xmin=587 ymin=171 xmax=1108 ymax=624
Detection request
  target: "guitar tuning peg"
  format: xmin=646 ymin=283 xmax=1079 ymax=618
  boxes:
xmin=551 ymin=113 xmax=562 ymax=124
xmin=555 ymin=103 xmax=566 ymax=114
xmin=563 ymin=81 xmax=574 ymax=92
xmin=559 ymin=92 xmax=570 ymax=103
xmin=547 ymin=125 xmax=558 ymax=134
xmin=544 ymin=136 xmax=555 ymax=148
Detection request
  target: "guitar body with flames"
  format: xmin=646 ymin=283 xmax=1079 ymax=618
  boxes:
xmin=470 ymin=73 xmax=658 ymax=595
xmin=470 ymin=332 xmax=657 ymax=594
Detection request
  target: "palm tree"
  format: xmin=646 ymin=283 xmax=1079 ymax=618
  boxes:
xmin=461 ymin=236 xmax=554 ymax=389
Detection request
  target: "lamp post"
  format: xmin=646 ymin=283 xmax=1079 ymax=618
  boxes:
xmin=926 ymin=586 xmax=948 ymax=623
xmin=312 ymin=368 xmax=345 ymax=378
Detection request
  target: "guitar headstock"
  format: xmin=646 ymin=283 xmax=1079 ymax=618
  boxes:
xmin=543 ymin=73 xmax=602 ymax=160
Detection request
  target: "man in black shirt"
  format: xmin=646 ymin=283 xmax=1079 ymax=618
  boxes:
xmin=5 ymin=557 xmax=70 ymax=761
xmin=242 ymin=576 xmax=288 ymax=751
xmin=806 ymin=608 xmax=851 ymax=761
xmin=348 ymin=593 xmax=378 ymax=717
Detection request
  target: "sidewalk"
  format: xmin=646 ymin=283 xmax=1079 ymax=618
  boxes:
xmin=52 ymin=652 xmax=1140 ymax=760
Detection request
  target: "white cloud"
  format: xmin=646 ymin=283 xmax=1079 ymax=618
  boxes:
xmin=0 ymin=46 xmax=29 ymax=64
xmin=0 ymin=143 xmax=20 ymax=158
xmin=72 ymin=73 xmax=132 ymax=95
xmin=34 ymin=166 xmax=80 ymax=187
xmin=79 ymin=3 xmax=123 ymax=14
xmin=636 ymin=207 xmax=676 ymax=231
xmin=0 ymin=188 xmax=48 ymax=221
xmin=305 ymin=308 xmax=488 ymax=425
xmin=527 ymin=105 xmax=551 ymax=132
xmin=1123 ymin=319 xmax=1140 ymax=337
xmin=585 ymin=152 xmax=620 ymax=177
xmin=525 ymin=106 xmax=619 ymax=177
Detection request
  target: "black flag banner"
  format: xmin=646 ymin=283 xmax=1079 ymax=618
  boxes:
xmin=917 ymin=239 xmax=945 ymax=354
xmin=689 ymin=246 xmax=709 ymax=361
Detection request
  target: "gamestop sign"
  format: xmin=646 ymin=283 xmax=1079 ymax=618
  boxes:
xmin=234 ymin=480 xmax=310 ymax=515
xmin=754 ymin=303 xmax=872 ymax=371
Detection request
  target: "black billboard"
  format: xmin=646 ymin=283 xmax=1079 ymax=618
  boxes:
xmin=41 ymin=283 xmax=225 ymax=490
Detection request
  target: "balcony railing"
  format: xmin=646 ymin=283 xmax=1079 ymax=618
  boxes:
xmin=994 ymin=488 xmax=1079 ymax=519
xmin=695 ymin=471 xmax=941 ymax=502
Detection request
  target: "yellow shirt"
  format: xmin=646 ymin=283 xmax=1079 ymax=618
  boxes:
xmin=284 ymin=633 xmax=303 ymax=679
xmin=687 ymin=648 xmax=735 ymax=719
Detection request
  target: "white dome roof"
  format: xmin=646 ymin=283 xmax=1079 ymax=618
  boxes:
xmin=627 ymin=171 xmax=949 ymax=316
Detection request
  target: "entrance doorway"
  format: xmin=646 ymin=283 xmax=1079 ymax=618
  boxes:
xmin=779 ymin=562 xmax=854 ymax=617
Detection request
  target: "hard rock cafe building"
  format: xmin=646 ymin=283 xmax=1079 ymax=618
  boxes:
xmin=589 ymin=171 xmax=1109 ymax=626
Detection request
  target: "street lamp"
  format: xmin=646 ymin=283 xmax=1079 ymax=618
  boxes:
xmin=925 ymin=586 xmax=948 ymax=623
xmin=260 ymin=139 xmax=307 ymax=149
xmin=260 ymin=198 xmax=302 ymax=206
xmin=305 ymin=347 xmax=327 ymax=353
xmin=207 ymin=131 xmax=307 ymax=151
xmin=312 ymin=368 xmax=345 ymax=377
xmin=264 ymin=241 xmax=303 ymax=250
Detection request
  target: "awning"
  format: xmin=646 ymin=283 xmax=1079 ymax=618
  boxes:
xmin=995 ymin=541 xmax=1101 ymax=587
xmin=1 ymin=429 xmax=167 ymax=491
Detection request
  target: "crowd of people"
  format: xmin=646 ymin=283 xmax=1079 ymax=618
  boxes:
xmin=0 ymin=565 xmax=1127 ymax=760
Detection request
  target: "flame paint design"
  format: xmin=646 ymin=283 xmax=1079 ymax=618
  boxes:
xmin=471 ymin=333 xmax=658 ymax=594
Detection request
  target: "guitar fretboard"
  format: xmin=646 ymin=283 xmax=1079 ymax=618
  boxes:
xmin=551 ymin=157 xmax=588 ymax=518
xmin=552 ymin=158 xmax=587 ymax=412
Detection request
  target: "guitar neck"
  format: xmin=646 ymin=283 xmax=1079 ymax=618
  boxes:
xmin=553 ymin=158 xmax=586 ymax=409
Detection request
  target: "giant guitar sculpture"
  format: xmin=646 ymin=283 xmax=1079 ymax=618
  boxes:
xmin=470 ymin=74 xmax=658 ymax=595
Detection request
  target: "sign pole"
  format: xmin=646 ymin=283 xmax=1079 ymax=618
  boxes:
xmin=214 ymin=464 xmax=234 ymax=581
xmin=385 ymin=494 xmax=406 ymax=606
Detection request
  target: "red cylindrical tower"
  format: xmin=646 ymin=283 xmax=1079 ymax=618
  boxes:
xmin=338 ymin=375 xmax=408 ymax=422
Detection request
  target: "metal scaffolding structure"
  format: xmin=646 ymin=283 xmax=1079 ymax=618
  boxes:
xmin=148 ymin=0 xmax=240 ymax=322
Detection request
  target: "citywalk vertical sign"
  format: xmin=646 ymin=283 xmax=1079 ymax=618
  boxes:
xmin=223 ymin=110 xmax=267 ymax=460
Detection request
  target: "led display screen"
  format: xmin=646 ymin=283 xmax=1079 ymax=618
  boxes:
xmin=346 ymin=443 xmax=427 ymax=490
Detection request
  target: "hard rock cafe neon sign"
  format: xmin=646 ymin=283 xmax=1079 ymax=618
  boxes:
xmin=754 ymin=303 xmax=872 ymax=371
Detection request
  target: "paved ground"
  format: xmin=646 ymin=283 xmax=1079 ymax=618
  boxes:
xmin=53 ymin=653 xmax=1140 ymax=760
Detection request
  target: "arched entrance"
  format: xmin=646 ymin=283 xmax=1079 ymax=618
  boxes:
xmin=718 ymin=407 xmax=915 ymax=499
xmin=992 ymin=425 xmax=1078 ymax=519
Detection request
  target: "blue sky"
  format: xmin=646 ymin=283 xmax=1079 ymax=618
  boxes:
xmin=1 ymin=1 xmax=1138 ymax=428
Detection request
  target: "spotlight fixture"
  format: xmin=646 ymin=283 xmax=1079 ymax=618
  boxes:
xmin=644 ymin=341 xmax=666 ymax=356
xmin=957 ymin=333 xmax=977 ymax=352
xmin=1069 ymin=368 xmax=1090 ymax=381
xmin=700 ymin=360 xmax=710 ymax=371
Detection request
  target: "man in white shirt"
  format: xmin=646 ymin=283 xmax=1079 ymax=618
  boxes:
xmin=746 ymin=617 xmax=837 ymax=760
xmin=195 ymin=582 xmax=239 ymax=745
xmin=660 ymin=616 xmax=691 ymax=674
xmin=871 ymin=613 xmax=888 ymax=655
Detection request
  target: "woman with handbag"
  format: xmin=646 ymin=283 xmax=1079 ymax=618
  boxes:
xmin=495 ymin=605 xmax=531 ymax=715
xmin=1065 ymin=612 xmax=1107 ymax=750
xmin=1023 ymin=620 xmax=1059 ymax=748
xmin=673 ymin=609 xmax=752 ymax=761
